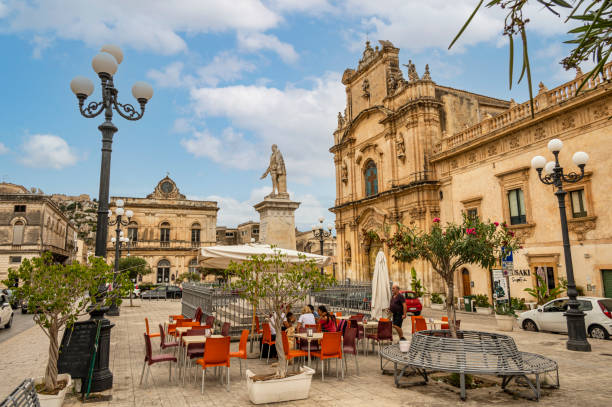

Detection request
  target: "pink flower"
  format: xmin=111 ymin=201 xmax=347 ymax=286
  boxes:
xmin=508 ymin=231 xmax=515 ymax=237
xmin=494 ymin=222 xmax=499 ymax=227
xmin=433 ymin=217 xmax=440 ymax=223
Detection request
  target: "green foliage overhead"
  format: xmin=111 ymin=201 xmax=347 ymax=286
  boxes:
xmin=118 ymin=256 xmax=151 ymax=280
xmin=176 ymin=271 xmax=201 ymax=284
xmin=3 ymin=253 xmax=121 ymax=392
xmin=388 ymin=215 xmax=520 ymax=336
xmin=226 ymin=250 xmax=334 ymax=378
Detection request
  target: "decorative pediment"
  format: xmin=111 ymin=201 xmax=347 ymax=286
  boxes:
xmin=147 ymin=176 xmax=186 ymax=200
xmin=568 ymin=216 xmax=597 ymax=241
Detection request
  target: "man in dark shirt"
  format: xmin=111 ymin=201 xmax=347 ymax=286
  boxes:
xmin=390 ymin=284 xmax=407 ymax=340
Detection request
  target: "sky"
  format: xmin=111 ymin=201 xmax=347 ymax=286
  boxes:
xmin=0 ymin=0 xmax=585 ymax=230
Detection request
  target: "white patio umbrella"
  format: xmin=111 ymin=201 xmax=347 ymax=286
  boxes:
xmin=370 ymin=250 xmax=391 ymax=320
xmin=199 ymin=243 xmax=331 ymax=269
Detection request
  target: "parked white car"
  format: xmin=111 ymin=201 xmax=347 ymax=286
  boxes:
xmin=518 ymin=296 xmax=612 ymax=339
xmin=0 ymin=293 xmax=14 ymax=329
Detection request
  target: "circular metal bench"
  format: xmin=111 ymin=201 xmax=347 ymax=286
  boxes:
xmin=380 ymin=330 xmax=559 ymax=401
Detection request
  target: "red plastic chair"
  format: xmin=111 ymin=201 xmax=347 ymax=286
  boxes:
xmin=281 ymin=331 xmax=308 ymax=371
xmin=349 ymin=318 xmax=365 ymax=355
xmin=365 ymin=320 xmax=392 ymax=356
xmin=260 ymin=323 xmax=276 ymax=364
xmin=221 ymin=322 xmax=231 ymax=337
xmin=311 ymin=332 xmax=343 ymax=381
xmin=140 ymin=333 xmax=177 ymax=387
xmin=145 ymin=318 xmax=160 ymax=339
xmin=193 ymin=307 xmax=203 ymax=324
xmin=342 ymin=326 xmax=359 ymax=375
xmin=229 ymin=329 xmax=249 ymax=377
xmin=205 ymin=315 xmax=215 ymax=330
xmin=413 ymin=318 xmax=428 ymax=333
xmin=158 ymin=324 xmax=179 ymax=352
xmin=196 ymin=336 xmax=231 ymax=393
xmin=411 ymin=316 xmax=424 ymax=333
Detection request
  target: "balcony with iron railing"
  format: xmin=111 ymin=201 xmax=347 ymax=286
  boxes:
xmin=106 ymin=240 xmax=202 ymax=250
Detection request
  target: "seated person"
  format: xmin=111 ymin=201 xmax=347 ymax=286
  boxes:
xmin=297 ymin=306 xmax=316 ymax=329
xmin=317 ymin=305 xmax=337 ymax=332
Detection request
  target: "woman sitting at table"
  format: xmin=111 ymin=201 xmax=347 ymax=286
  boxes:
xmin=317 ymin=305 xmax=337 ymax=332
xmin=297 ymin=306 xmax=316 ymax=329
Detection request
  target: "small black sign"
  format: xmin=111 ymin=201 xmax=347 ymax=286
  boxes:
xmin=58 ymin=321 xmax=97 ymax=379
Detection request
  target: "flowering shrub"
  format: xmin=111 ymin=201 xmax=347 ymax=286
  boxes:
xmin=388 ymin=214 xmax=520 ymax=337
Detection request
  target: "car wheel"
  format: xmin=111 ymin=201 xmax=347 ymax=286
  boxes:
xmin=589 ymin=324 xmax=610 ymax=340
xmin=522 ymin=319 xmax=538 ymax=332
xmin=5 ymin=315 xmax=12 ymax=328
xmin=21 ymin=308 xmax=27 ymax=314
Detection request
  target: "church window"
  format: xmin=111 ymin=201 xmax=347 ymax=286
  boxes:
xmin=508 ymin=189 xmax=526 ymax=225
xmin=160 ymin=222 xmax=170 ymax=246
xmin=127 ymin=221 xmax=138 ymax=242
xmin=188 ymin=258 xmax=199 ymax=274
xmin=157 ymin=259 xmax=170 ymax=283
xmin=191 ymin=223 xmax=201 ymax=246
xmin=364 ymin=160 xmax=378 ymax=197
xmin=13 ymin=221 xmax=24 ymax=245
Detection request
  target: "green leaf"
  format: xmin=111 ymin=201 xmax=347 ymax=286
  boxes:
xmin=449 ymin=0 xmax=485 ymax=50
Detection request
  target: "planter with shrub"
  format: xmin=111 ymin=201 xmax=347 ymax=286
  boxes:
xmin=473 ymin=294 xmax=493 ymax=315
xmin=430 ymin=292 xmax=445 ymax=310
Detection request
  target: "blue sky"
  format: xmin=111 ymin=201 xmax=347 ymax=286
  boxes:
xmin=0 ymin=1 xmax=584 ymax=229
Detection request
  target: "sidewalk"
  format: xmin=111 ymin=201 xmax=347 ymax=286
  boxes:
xmin=2 ymin=300 xmax=611 ymax=406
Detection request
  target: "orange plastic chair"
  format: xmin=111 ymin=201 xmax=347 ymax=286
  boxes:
xmin=196 ymin=336 xmax=231 ymax=393
xmin=145 ymin=318 xmax=160 ymax=339
xmin=311 ymin=332 xmax=343 ymax=381
xmin=410 ymin=316 xmax=424 ymax=333
xmin=170 ymin=314 xmax=188 ymax=321
xmin=229 ymin=329 xmax=249 ymax=377
xmin=441 ymin=316 xmax=449 ymax=330
xmin=177 ymin=320 xmax=200 ymax=328
xmin=379 ymin=317 xmax=390 ymax=322
xmin=281 ymin=331 xmax=308 ymax=371
xmin=260 ymin=323 xmax=276 ymax=364
xmin=335 ymin=312 xmax=343 ymax=317
xmin=413 ymin=318 xmax=428 ymax=333
xmin=167 ymin=322 xmax=177 ymax=339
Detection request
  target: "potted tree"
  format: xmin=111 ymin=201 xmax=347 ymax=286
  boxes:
xmin=473 ymin=294 xmax=493 ymax=315
xmin=388 ymin=216 xmax=519 ymax=337
xmin=3 ymin=253 xmax=117 ymax=407
xmin=226 ymin=250 xmax=334 ymax=404
xmin=494 ymin=302 xmax=517 ymax=331
xmin=430 ymin=293 xmax=445 ymax=310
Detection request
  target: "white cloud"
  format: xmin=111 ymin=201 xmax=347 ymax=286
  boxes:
xmin=20 ymin=134 xmax=78 ymax=169
xmin=268 ymin=0 xmax=336 ymax=15
xmin=186 ymin=71 xmax=345 ymax=183
xmin=0 ymin=142 xmax=9 ymax=154
xmin=30 ymin=34 xmax=53 ymax=58
xmin=203 ymin=187 xmax=330 ymax=229
xmin=181 ymin=127 xmax=259 ymax=170
xmin=147 ymin=62 xmax=195 ymax=88
xmin=237 ymin=31 xmax=299 ymax=63
xmin=1 ymin=0 xmax=281 ymax=55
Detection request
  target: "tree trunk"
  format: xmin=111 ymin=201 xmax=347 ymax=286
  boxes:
xmin=249 ymin=303 xmax=256 ymax=353
xmin=44 ymin=323 xmax=60 ymax=391
xmin=446 ymin=277 xmax=458 ymax=338
xmin=273 ymin=319 xmax=287 ymax=378
xmin=129 ymin=290 xmax=133 ymax=307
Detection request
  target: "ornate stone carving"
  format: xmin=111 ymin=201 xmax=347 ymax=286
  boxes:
xmin=344 ymin=242 xmax=352 ymax=264
xmin=593 ymin=103 xmax=609 ymax=119
xmin=534 ymin=126 xmax=546 ymax=141
xmin=468 ymin=152 xmax=477 ymax=164
xmin=260 ymin=144 xmax=288 ymax=199
xmin=561 ymin=116 xmax=575 ymax=130
xmin=509 ymin=136 xmax=520 ymax=149
xmin=362 ymin=78 xmax=370 ymax=98
xmin=358 ymin=41 xmax=377 ymax=71
xmin=396 ymin=134 xmax=406 ymax=160
xmin=450 ymin=159 xmax=458 ymax=170
xmin=487 ymin=144 xmax=497 ymax=157
xmin=568 ymin=216 xmax=597 ymax=241
xmin=422 ymin=64 xmax=431 ymax=81
xmin=337 ymin=112 xmax=344 ymax=129
xmin=429 ymin=207 xmax=440 ymax=219
xmin=147 ymin=176 xmax=186 ymax=200
xmin=509 ymin=224 xmax=535 ymax=243
xmin=408 ymin=206 xmax=426 ymax=221
xmin=341 ymin=161 xmax=348 ymax=184
xmin=538 ymin=82 xmax=548 ymax=93
xmin=404 ymin=60 xmax=419 ymax=82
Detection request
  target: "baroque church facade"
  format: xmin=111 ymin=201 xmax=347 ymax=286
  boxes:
xmin=331 ymin=40 xmax=612 ymax=302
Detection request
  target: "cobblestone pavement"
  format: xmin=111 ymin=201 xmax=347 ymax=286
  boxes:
xmin=1 ymin=300 xmax=611 ymax=406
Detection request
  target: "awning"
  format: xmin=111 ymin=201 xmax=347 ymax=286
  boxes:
xmin=199 ymin=243 xmax=331 ymax=269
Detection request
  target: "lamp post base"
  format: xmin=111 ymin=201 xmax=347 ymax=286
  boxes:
xmin=565 ymin=311 xmax=591 ymax=352
xmin=106 ymin=302 xmax=120 ymax=317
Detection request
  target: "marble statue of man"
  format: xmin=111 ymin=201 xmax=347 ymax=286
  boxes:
xmin=260 ymin=144 xmax=288 ymax=198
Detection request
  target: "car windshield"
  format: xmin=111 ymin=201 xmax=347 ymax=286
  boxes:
xmin=599 ymin=299 xmax=612 ymax=311
xmin=403 ymin=292 xmax=417 ymax=299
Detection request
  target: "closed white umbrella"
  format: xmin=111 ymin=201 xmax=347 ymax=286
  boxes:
xmin=370 ymin=250 xmax=391 ymax=320
xmin=200 ymin=243 xmax=331 ymax=269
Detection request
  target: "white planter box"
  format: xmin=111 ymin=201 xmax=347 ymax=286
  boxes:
xmin=495 ymin=314 xmax=515 ymax=332
xmin=246 ymin=366 xmax=314 ymax=405
xmin=475 ymin=307 xmax=493 ymax=315
xmin=35 ymin=374 xmax=72 ymax=407
xmin=430 ymin=304 xmax=444 ymax=311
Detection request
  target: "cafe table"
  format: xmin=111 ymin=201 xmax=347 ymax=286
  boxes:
xmin=291 ymin=332 xmax=346 ymax=369
xmin=179 ymin=334 xmax=224 ymax=383
xmin=426 ymin=319 xmax=447 ymax=330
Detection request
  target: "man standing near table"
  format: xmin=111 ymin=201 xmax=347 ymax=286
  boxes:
xmin=390 ymin=284 xmax=407 ymax=340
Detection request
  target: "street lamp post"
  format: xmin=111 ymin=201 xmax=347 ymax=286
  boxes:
xmin=312 ymin=217 xmax=333 ymax=275
xmin=70 ymin=44 xmax=153 ymax=258
xmin=531 ymin=138 xmax=591 ymax=352
xmin=106 ymin=199 xmax=133 ymax=316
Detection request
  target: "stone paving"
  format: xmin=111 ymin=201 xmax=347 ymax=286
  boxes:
xmin=1 ymin=299 xmax=611 ymax=406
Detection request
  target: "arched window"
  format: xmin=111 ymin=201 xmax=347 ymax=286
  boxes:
xmin=191 ymin=222 xmax=201 ymax=247
xmin=127 ymin=221 xmax=138 ymax=243
xmin=160 ymin=222 xmax=170 ymax=247
xmin=12 ymin=220 xmax=24 ymax=245
xmin=364 ymin=160 xmax=378 ymax=197
xmin=157 ymin=259 xmax=170 ymax=283
xmin=188 ymin=258 xmax=199 ymax=274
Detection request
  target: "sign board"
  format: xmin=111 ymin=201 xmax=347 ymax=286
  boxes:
xmin=492 ymin=269 xmax=509 ymax=301
xmin=502 ymin=260 xmax=514 ymax=277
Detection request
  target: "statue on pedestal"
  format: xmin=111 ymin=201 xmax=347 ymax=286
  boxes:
xmin=260 ymin=144 xmax=288 ymax=198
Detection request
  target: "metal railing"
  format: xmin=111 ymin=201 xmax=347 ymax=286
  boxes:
xmin=181 ymin=281 xmax=376 ymax=337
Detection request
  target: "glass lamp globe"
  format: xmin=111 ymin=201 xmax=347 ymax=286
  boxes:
xmin=92 ymin=52 xmax=118 ymax=75
xmin=70 ymin=76 xmax=94 ymax=96
xmin=327 ymin=224 xmax=333 ymax=231
xmin=120 ymin=230 xmax=124 ymax=237
xmin=544 ymin=161 xmax=556 ymax=175
xmin=318 ymin=217 xmax=325 ymax=223
xmin=125 ymin=209 xmax=134 ymax=218
xmin=572 ymin=151 xmax=589 ymax=167
xmin=547 ymin=138 xmax=563 ymax=152
xmin=115 ymin=207 xmax=125 ymax=216
xmin=531 ymin=155 xmax=546 ymax=170
xmin=100 ymin=44 xmax=123 ymax=64
xmin=108 ymin=209 xmax=112 ymax=217
xmin=132 ymin=81 xmax=154 ymax=100
xmin=111 ymin=237 xmax=116 ymax=243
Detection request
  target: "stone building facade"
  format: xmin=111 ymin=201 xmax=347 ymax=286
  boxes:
xmin=296 ymin=230 xmax=337 ymax=276
xmin=330 ymin=40 xmax=612 ymax=301
xmin=0 ymin=183 xmax=79 ymax=285
xmin=106 ymin=176 xmax=218 ymax=284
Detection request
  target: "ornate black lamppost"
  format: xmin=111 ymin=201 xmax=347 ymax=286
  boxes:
xmin=311 ymin=217 xmax=333 ymax=275
xmin=106 ymin=199 xmax=133 ymax=316
xmin=70 ymin=44 xmax=153 ymax=258
xmin=531 ymin=138 xmax=591 ymax=352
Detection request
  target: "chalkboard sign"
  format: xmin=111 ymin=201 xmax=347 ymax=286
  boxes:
xmin=57 ymin=320 xmax=97 ymax=379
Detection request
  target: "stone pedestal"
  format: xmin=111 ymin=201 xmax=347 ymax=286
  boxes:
xmin=254 ymin=197 xmax=300 ymax=250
